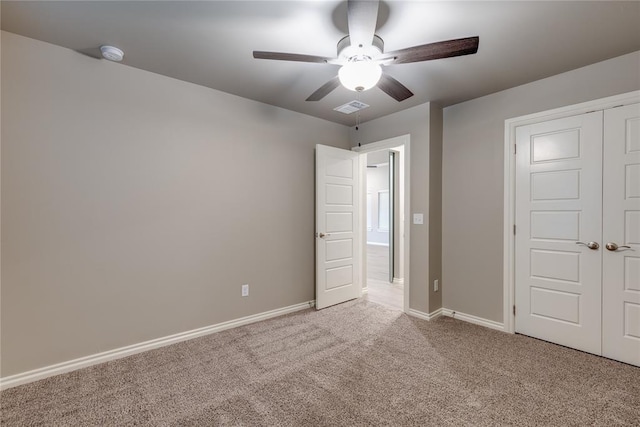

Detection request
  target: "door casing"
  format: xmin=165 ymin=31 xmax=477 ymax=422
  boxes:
xmin=353 ymin=135 xmax=411 ymax=313
xmin=503 ymin=90 xmax=640 ymax=334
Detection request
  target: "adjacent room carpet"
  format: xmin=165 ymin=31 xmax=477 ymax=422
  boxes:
xmin=2 ymin=299 xmax=639 ymax=426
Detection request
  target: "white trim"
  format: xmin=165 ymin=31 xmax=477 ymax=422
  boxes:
xmin=361 ymin=287 xmax=369 ymax=295
xmin=0 ymin=300 xmax=315 ymax=390
xmin=392 ymin=278 xmax=404 ymax=285
xmin=503 ymin=90 xmax=640 ymax=334
xmin=354 ymin=135 xmax=411 ymax=314
xmin=408 ymin=308 xmax=443 ymax=321
xmin=366 ymin=242 xmax=389 ymax=247
xmin=442 ymin=308 xmax=505 ymax=332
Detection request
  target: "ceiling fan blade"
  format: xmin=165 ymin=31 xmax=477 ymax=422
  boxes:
xmin=306 ymin=76 xmax=341 ymax=101
xmin=253 ymin=51 xmax=333 ymax=64
xmin=377 ymin=74 xmax=414 ymax=102
xmin=387 ymin=36 xmax=479 ymax=64
xmin=347 ymin=0 xmax=379 ymax=49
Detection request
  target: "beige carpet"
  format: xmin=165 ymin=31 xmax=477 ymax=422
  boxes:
xmin=2 ymin=299 xmax=639 ymax=426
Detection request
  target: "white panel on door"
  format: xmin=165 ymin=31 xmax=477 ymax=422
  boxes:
xmin=531 ymin=170 xmax=580 ymax=200
xmin=625 ymin=211 xmax=640 ymax=244
xmin=326 ymin=184 xmax=353 ymax=205
xmin=530 ymin=287 xmax=580 ymax=324
xmin=624 ymin=303 xmax=640 ymax=339
xmin=530 ymin=211 xmax=580 ymax=240
xmin=325 ymin=239 xmax=352 ymax=262
xmin=326 ymin=212 xmax=352 ymax=232
xmin=326 ymin=265 xmax=353 ymax=290
xmin=624 ymin=257 xmax=640 ymax=292
xmin=530 ymin=250 xmax=580 ymax=282
xmin=531 ymin=129 xmax=581 ymax=162
xmin=326 ymin=157 xmax=353 ymax=178
xmin=626 ymin=117 xmax=640 ymax=152
xmin=626 ymin=165 xmax=640 ymax=198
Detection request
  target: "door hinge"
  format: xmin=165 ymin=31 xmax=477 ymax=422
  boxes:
xmin=513 ymin=224 xmax=516 ymax=235
xmin=514 ymin=144 xmax=517 ymax=155
xmin=513 ymin=305 xmax=516 ymax=316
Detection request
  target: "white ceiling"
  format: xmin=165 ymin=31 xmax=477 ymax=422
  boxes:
xmin=2 ymin=1 xmax=639 ymax=126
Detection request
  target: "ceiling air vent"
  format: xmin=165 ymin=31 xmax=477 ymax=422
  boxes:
xmin=334 ymin=100 xmax=370 ymax=115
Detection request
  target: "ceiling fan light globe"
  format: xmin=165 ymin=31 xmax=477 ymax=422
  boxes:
xmin=338 ymin=62 xmax=382 ymax=92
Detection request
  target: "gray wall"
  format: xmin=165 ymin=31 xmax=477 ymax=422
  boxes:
xmin=1 ymin=32 xmax=350 ymax=377
xmin=442 ymin=50 xmax=640 ymax=323
xmin=350 ymin=103 xmax=443 ymax=314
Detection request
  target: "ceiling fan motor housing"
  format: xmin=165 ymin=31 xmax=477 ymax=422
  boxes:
xmin=337 ymin=34 xmax=384 ymax=62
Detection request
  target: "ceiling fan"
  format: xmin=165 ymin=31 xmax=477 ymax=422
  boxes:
xmin=253 ymin=0 xmax=479 ymax=102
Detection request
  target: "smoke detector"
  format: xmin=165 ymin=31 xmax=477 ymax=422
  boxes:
xmin=100 ymin=45 xmax=124 ymax=62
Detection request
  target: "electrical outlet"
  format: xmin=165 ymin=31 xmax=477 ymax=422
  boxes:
xmin=242 ymin=284 xmax=249 ymax=297
xmin=434 ymin=279 xmax=439 ymax=292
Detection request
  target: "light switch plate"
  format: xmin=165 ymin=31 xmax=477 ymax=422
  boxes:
xmin=413 ymin=213 xmax=424 ymax=225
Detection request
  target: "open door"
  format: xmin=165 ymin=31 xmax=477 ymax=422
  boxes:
xmin=316 ymin=144 xmax=360 ymax=309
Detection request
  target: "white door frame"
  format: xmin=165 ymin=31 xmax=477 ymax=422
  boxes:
xmin=353 ymin=135 xmax=411 ymax=313
xmin=503 ymin=90 xmax=640 ymax=334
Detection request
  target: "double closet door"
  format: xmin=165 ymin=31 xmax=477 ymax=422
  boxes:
xmin=515 ymin=103 xmax=639 ymax=366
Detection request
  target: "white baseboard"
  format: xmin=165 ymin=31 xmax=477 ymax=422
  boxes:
xmin=441 ymin=308 xmax=504 ymax=332
xmin=392 ymin=278 xmax=404 ymax=285
xmin=361 ymin=287 xmax=369 ymax=295
xmin=0 ymin=300 xmax=315 ymax=391
xmin=408 ymin=307 xmax=504 ymax=332
xmin=407 ymin=308 xmax=443 ymax=321
xmin=366 ymin=242 xmax=389 ymax=247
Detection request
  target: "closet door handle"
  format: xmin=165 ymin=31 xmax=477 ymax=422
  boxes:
xmin=605 ymin=242 xmax=631 ymax=251
xmin=576 ymin=241 xmax=599 ymax=250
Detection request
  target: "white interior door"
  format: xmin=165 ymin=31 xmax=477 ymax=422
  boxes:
xmin=515 ymin=111 xmax=603 ymax=355
xmin=603 ymin=103 xmax=640 ymax=366
xmin=316 ymin=144 xmax=360 ymax=309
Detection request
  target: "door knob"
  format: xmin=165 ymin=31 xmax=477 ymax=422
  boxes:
xmin=576 ymin=241 xmax=599 ymax=250
xmin=317 ymin=232 xmax=331 ymax=238
xmin=605 ymin=242 xmax=631 ymax=251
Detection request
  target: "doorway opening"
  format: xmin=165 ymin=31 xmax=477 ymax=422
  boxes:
xmin=355 ymin=136 xmax=409 ymax=312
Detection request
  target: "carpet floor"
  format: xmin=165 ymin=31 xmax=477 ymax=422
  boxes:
xmin=1 ymin=299 xmax=639 ymax=426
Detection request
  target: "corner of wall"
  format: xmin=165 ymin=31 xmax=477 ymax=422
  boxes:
xmin=428 ymin=103 xmax=443 ymax=313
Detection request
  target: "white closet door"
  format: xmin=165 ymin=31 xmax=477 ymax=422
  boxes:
xmin=515 ymin=111 xmax=603 ymax=355
xmin=603 ymin=103 xmax=640 ymax=366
